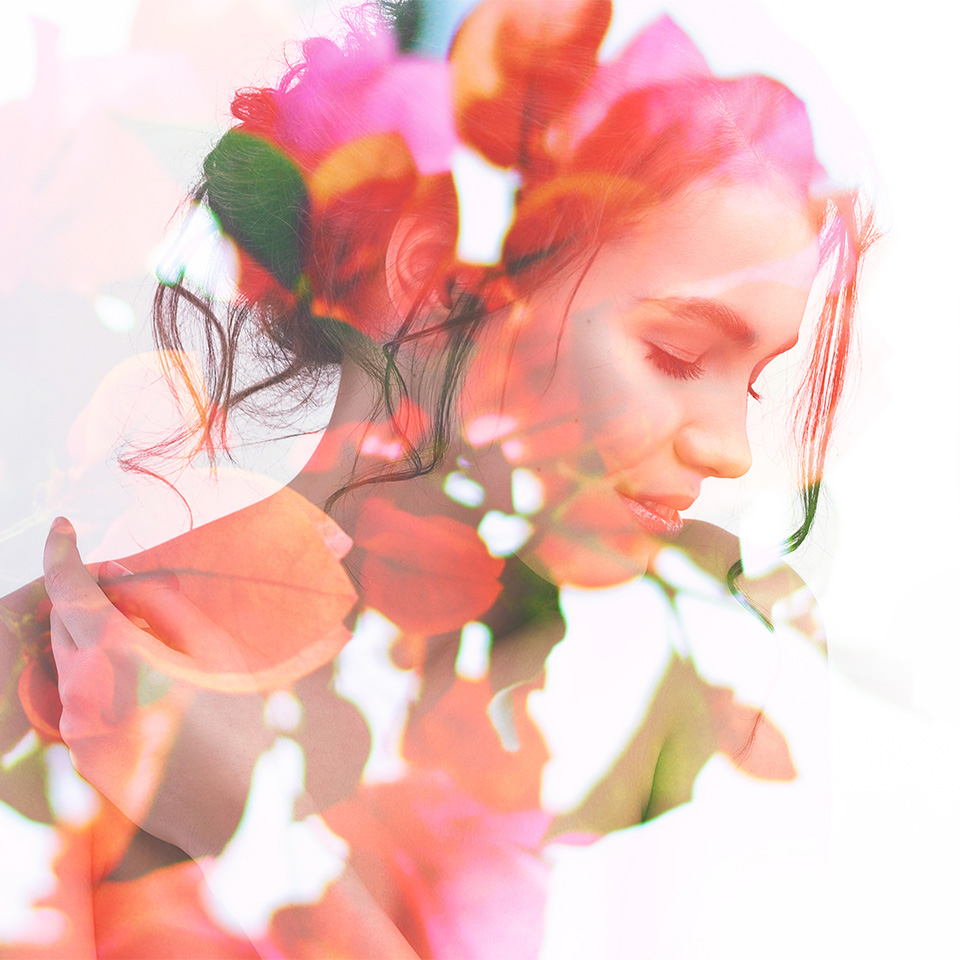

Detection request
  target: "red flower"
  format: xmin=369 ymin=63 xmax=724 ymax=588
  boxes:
xmin=304 ymin=133 xmax=420 ymax=339
xmin=211 ymin=28 xmax=459 ymax=338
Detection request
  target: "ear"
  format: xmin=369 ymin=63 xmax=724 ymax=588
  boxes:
xmin=385 ymin=199 xmax=458 ymax=319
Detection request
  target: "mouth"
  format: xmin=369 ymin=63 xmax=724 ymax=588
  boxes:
xmin=618 ymin=494 xmax=686 ymax=538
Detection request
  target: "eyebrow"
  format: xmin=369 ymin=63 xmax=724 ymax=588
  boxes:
xmin=643 ymin=296 xmax=759 ymax=347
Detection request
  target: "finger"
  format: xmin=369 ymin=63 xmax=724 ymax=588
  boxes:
xmin=97 ymin=560 xmax=242 ymax=667
xmin=49 ymin=606 xmax=130 ymax=741
xmin=49 ymin=600 xmax=78 ymax=659
xmin=43 ymin=517 xmax=133 ymax=652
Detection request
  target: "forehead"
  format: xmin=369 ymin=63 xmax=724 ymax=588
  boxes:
xmin=574 ymin=181 xmax=819 ymax=344
xmin=613 ymin=183 xmax=816 ymax=286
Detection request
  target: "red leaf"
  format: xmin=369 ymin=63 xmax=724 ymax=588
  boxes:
xmin=17 ymin=640 xmax=63 ymax=742
xmin=406 ymin=676 xmax=549 ymax=811
xmin=355 ymin=498 xmax=504 ymax=636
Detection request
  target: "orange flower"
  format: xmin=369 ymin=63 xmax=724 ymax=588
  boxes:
xmin=450 ymin=0 xmax=612 ymax=175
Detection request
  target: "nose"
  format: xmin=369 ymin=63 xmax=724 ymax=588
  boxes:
xmin=674 ymin=396 xmax=753 ymax=480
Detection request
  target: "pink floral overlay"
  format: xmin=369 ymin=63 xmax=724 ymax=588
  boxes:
xmin=0 ymin=1 xmax=864 ymax=957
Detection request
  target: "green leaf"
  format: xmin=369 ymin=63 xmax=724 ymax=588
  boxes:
xmin=204 ymin=129 xmax=307 ymax=290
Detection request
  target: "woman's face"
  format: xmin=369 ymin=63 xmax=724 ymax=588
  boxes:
xmin=464 ymin=181 xmax=820 ymax=586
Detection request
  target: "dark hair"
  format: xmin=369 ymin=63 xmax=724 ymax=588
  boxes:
xmin=147 ymin=2 xmax=875 ymax=599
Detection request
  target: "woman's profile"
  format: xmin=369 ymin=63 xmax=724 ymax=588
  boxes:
xmin=0 ymin=0 xmax=875 ymax=956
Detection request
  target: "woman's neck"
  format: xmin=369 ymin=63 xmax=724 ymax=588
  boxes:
xmin=286 ymin=358 xmax=513 ymax=539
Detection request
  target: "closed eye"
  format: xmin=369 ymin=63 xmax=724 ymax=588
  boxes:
xmin=644 ymin=344 xmax=705 ymax=382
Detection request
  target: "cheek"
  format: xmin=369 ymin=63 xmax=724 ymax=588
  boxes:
xmin=573 ymin=331 xmax=683 ymax=474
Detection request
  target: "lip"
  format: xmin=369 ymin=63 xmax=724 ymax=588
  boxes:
xmin=618 ymin=493 xmax=687 ymax=538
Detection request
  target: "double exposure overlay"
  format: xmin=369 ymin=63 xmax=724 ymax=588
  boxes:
xmin=0 ymin=1 xmax=876 ymax=957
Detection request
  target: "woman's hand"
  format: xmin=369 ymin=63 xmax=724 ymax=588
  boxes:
xmin=43 ymin=517 xmax=425 ymax=956
xmin=42 ymin=517 xmax=270 ymax=858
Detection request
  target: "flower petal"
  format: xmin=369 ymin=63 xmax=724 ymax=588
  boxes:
xmin=122 ymin=489 xmax=357 ymax=691
xmin=450 ymin=0 xmax=612 ymax=172
xmin=355 ymin=498 xmax=504 ymax=636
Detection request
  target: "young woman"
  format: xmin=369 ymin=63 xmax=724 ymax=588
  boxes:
xmin=1 ymin=0 xmax=872 ymax=956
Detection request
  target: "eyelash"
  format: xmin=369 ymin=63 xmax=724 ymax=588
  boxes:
xmin=646 ymin=344 xmax=764 ymax=402
xmin=645 ymin=345 xmax=704 ymax=381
